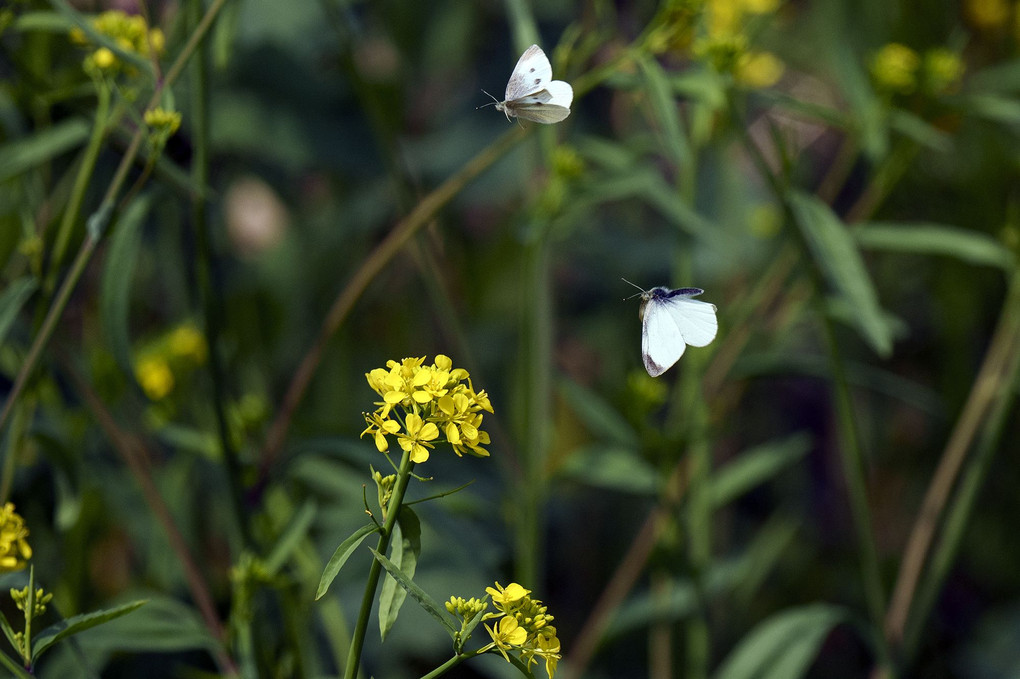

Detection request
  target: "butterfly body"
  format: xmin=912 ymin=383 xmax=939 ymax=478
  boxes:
xmin=492 ymin=45 xmax=573 ymax=124
xmin=633 ymin=284 xmax=718 ymax=377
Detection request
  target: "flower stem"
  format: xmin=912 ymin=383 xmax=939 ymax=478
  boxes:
xmin=419 ymin=651 xmax=477 ymax=679
xmin=343 ymin=449 xmax=415 ymax=679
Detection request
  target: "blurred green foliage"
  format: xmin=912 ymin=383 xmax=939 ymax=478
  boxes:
xmin=1 ymin=0 xmax=1020 ymax=676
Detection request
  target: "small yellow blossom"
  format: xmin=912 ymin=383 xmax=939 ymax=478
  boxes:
xmin=923 ymin=48 xmax=964 ymax=94
xmin=397 ymin=413 xmax=439 ymax=463
xmin=362 ymin=413 xmax=401 ymax=452
xmin=0 ymin=504 xmax=32 ymax=572
xmin=11 ymin=586 xmax=51 ymax=616
xmin=486 ymin=582 xmax=531 ymax=607
xmin=136 ymin=356 xmax=174 ymax=400
xmin=735 ymin=50 xmax=784 ymax=88
xmin=870 ymin=43 xmax=920 ymax=94
xmin=72 ymin=10 xmax=165 ymax=78
xmin=167 ymin=324 xmax=206 ymax=362
xmin=965 ymin=0 xmax=1011 ymax=29
xmin=485 ymin=615 xmax=528 ymax=663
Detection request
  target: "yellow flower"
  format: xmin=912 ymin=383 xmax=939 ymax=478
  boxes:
xmin=361 ymin=412 xmax=401 ymax=452
xmin=735 ymin=51 xmax=784 ymax=88
xmin=0 ymin=504 xmax=32 ymax=572
xmin=91 ymin=47 xmax=116 ymax=70
xmin=965 ymin=0 xmax=1011 ymax=29
xmin=136 ymin=356 xmax=174 ymax=400
xmin=364 ymin=355 xmax=493 ymax=463
xmin=397 ymin=413 xmax=439 ymax=463
xmin=167 ymin=324 xmax=205 ymax=362
xmin=870 ymin=43 xmax=920 ymax=94
xmin=486 ymin=581 xmax=530 ymax=608
xmin=923 ymin=48 xmax=964 ymax=94
xmin=484 ymin=615 xmax=528 ymax=663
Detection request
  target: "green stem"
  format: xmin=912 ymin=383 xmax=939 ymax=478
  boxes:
xmin=892 ymin=272 xmax=1020 ymax=660
xmin=419 ymin=651 xmax=477 ymax=679
xmin=45 ymin=78 xmax=110 ymax=296
xmin=343 ymin=450 xmax=415 ymax=679
xmin=187 ymin=0 xmax=250 ymax=547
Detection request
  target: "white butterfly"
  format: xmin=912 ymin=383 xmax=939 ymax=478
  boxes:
xmin=624 ymin=279 xmax=719 ymax=377
xmin=485 ymin=44 xmax=573 ymax=124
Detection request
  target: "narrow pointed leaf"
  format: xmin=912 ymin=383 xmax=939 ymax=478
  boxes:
xmin=710 ymin=433 xmax=812 ymax=509
xmin=315 ymin=522 xmax=380 ymax=600
xmin=714 ymin=604 xmax=851 ymax=679
xmin=99 ymin=193 xmax=153 ymax=376
xmin=855 ymin=222 xmax=1016 ymax=271
xmin=378 ymin=507 xmax=421 ymax=640
xmin=31 ymin=600 xmax=146 ymax=662
xmin=0 ymin=119 xmax=90 ymax=183
xmin=790 ymin=191 xmax=893 ymax=356
xmin=264 ymin=500 xmax=317 ymax=576
xmin=369 ymin=548 xmax=458 ymax=637
xmin=0 ymin=278 xmax=37 ymax=349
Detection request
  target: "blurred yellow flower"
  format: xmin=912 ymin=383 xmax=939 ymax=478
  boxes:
xmin=923 ymin=48 xmax=964 ymax=94
xmin=72 ymin=10 xmax=165 ymax=78
xmin=964 ymin=0 xmax=1011 ymax=28
xmin=0 ymin=504 xmax=32 ymax=572
xmin=167 ymin=324 xmax=206 ymax=363
xmin=136 ymin=356 xmax=174 ymax=400
xmin=870 ymin=43 xmax=920 ymax=94
xmin=735 ymin=51 xmax=785 ymax=88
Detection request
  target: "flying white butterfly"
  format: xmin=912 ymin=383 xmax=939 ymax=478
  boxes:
xmin=624 ymin=279 xmax=719 ymax=377
xmin=483 ymin=44 xmax=573 ymax=124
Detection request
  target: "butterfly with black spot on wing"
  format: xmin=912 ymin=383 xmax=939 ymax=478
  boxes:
xmin=481 ymin=44 xmax=573 ymax=124
xmin=623 ymin=279 xmax=719 ymax=377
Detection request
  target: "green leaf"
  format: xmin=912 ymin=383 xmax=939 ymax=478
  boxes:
xmin=378 ymin=507 xmax=421 ymax=640
xmin=637 ymin=56 xmax=692 ymax=169
xmin=0 ymin=119 xmax=90 ymax=184
xmin=967 ymin=58 xmax=1020 ymax=93
xmin=315 ymin=522 xmax=380 ymax=600
xmin=713 ymin=604 xmax=851 ymax=679
xmin=0 ymin=277 xmax=37 ymax=349
xmin=710 ymin=433 xmax=812 ymax=510
xmin=263 ymin=499 xmax=317 ymax=576
xmin=0 ymin=652 xmax=31 ymax=679
xmin=99 ymin=193 xmax=153 ymax=376
xmin=888 ymin=110 xmax=951 ymax=152
xmin=789 ymin=191 xmax=893 ymax=357
xmin=560 ymin=444 xmax=659 ymax=495
xmin=31 ymin=600 xmax=147 ymax=662
xmin=0 ymin=608 xmax=19 ymax=658
xmin=557 ymin=378 xmax=638 ymax=447
xmin=368 ymin=548 xmax=458 ymax=637
xmin=855 ymin=222 xmax=1016 ymax=271
xmin=966 ymin=94 xmax=1020 ymax=125
xmin=12 ymin=11 xmax=73 ymax=33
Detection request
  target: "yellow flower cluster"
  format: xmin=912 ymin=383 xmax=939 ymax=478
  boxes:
xmin=870 ymin=43 xmax=964 ymax=96
xmin=70 ymin=10 xmax=165 ymax=77
xmin=483 ymin=582 xmax=560 ymax=679
xmin=361 ymin=356 xmax=493 ymax=464
xmin=134 ymin=322 xmax=209 ymax=401
xmin=694 ymin=0 xmax=785 ymax=88
xmin=0 ymin=503 xmax=32 ymax=573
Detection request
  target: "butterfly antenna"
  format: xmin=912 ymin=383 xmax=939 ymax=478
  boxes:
xmin=476 ymin=89 xmax=500 ymax=110
xmin=621 ymin=277 xmax=647 ymax=300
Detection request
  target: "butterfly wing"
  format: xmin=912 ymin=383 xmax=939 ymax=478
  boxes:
xmin=642 ymin=298 xmax=687 ymax=377
xmin=505 ymin=44 xmax=553 ymax=101
xmin=662 ymin=296 xmax=718 ymax=347
xmin=508 ymin=80 xmax=573 ymax=123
